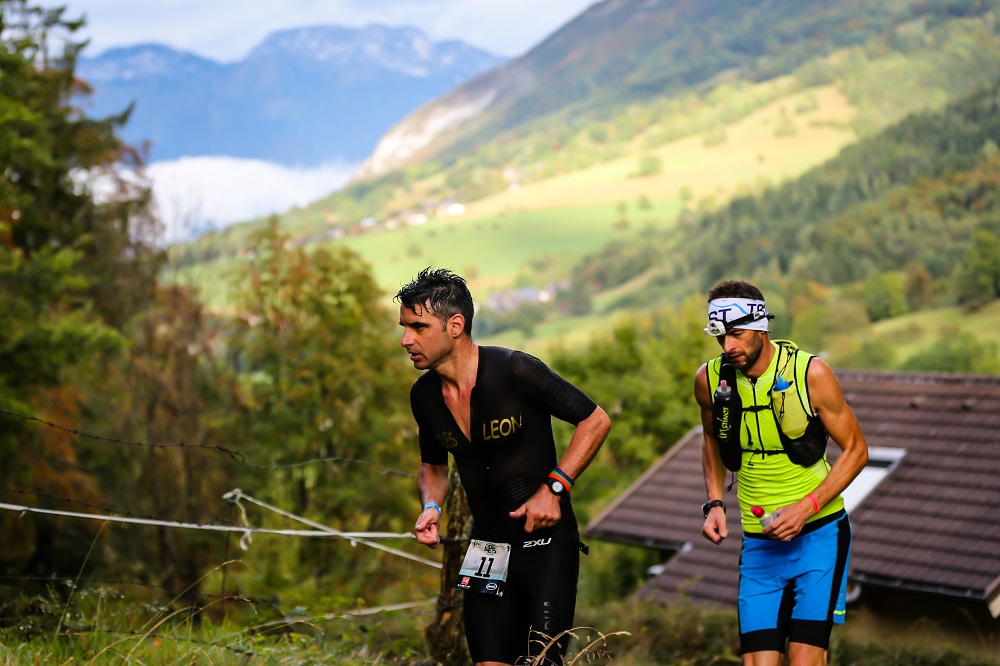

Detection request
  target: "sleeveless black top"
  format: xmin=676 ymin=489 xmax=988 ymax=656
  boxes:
xmin=410 ymin=346 xmax=597 ymax=542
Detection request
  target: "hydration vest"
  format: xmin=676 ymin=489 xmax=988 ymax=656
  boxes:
xmin=709 ymin=340 xmax=828 ymax=471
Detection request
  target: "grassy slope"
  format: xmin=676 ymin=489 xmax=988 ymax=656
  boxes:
xmin=468 ymin=85 xmax=855 ymax=217
xmin=168 ymin=82 xmax=856 ymax=311
xmin=873 ymin=300 xmax=1000 ymax=355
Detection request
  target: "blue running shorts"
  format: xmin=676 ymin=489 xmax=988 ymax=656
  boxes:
xmin=737 ymin=510 xmax=851 ymax=654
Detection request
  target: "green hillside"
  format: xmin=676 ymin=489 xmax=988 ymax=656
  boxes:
xmin=360 ymin=0 xmax=1000 ymax=176
xmin=169 ymin=1 xmax=1000 ymax=310
xmin=165 ymin=81 xmax=856 ymax=308
xmin=163 ymin=0 xmax=1000 ymax=375
xmin=169 ymin=202 xmax=652 ymax=309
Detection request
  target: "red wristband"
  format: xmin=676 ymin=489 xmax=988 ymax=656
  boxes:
xmin=807 ymin=493 xmax=820 ymax=515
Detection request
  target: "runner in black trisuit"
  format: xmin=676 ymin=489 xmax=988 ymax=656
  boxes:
xmin=397 ymin=268 xmax=611 ymax=666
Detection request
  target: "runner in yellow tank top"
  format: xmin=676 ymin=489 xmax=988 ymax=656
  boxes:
xmin=694 ymin=280 xmax=869 ymax=666
xmin=705 ymin=341 xmax=845 ymax=534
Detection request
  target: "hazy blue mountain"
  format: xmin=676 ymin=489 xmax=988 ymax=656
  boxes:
xmin=76 ymin=25 xmax=506 ymax=166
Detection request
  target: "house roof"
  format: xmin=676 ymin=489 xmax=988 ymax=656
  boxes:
xmin=585 ymin=370 xmax=1000 ymax=617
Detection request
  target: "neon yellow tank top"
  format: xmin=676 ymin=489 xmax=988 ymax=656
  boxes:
xmin=707 ymin=340 xmax=844 ymax=534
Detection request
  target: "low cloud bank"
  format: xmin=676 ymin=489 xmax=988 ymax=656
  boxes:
xmin=147 ymin=156 xmax=355 ymax=244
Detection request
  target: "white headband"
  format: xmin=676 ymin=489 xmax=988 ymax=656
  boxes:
xmin=704 ymin=298 xmax=771 ymax=336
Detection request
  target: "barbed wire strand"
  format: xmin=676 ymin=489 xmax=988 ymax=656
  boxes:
xmin=223 ymin=488 xmax=441 ymax=569
xmin=0 ymin=490 xmax=442 ymax=570
xmin=2 ymin=488 xmax=238 ymax=527
xmin=0 ymin=500 xmax=439 ymax=571
xmin=0 ymin=407 xmax=245 ymax=462
xmin=0 ymin=407 xmax=415 ymax=478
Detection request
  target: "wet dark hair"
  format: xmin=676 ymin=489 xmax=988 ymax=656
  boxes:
xmin=395 ymin=267 xmax=475 ymax=337
xmin=707 ymin=279 xmax=765 ymax=302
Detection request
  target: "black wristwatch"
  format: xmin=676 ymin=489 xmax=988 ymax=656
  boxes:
xmin=702 ymin=499 xmax=726 ymax=518
xmin=545 ymin=477 xmax=568 ymax=497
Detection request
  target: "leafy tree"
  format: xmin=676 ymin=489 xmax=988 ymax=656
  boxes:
xmin=863 ymin=272 xmax=909 ymax=322
xmin=981 ymin=138 xmax=999 ymax=160
xmin=558 ymin=273 xmax=594 ymax=316
xmin=634 ymin=154 xmax=662 ymax=177
xmin=86 ymin=286 xmax=237 ymax=597
xmin=788 ymin=295 xmax=869 ymax=356
xmin=0 ymin=0 xmax=161 ymax=574
xmin=789 ymin=304 xmax=830 ymax=351
xmin=832 ymin=335 xmax=898 ymax=371
xmin=903 ymin=262 xmax=934 ymax=310
xmin=226 ymin=219 xmax=415 ymax=582
xmin=955 ymin=228 xmax=1000 ymax=309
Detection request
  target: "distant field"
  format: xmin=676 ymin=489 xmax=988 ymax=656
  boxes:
xmin=481 ymin=309 xmax=611 ymax=357
xmin=862 ymin=300 xmax=1000 ymax=360
xmin=167 ymin=202 xmax=662 ymax=309
xmin=320 ymin=202 xmax=660 ymax=296
xmin=467 ymin=85 xmax=856 ymax=217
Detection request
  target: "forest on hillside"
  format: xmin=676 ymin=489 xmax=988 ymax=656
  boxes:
xmin=559 ymin=79 xmax=1000 ymax=373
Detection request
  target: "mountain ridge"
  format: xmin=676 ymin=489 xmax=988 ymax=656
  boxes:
xmin=355 ymin=0 xmax=997 ymax=179
xmin=76 ymin=24 xmax=507 ymax=166
xmin=78 ymin=43 xmax=223 ymax=82
xmin=244 ymin=24 xmax=496 ymax=79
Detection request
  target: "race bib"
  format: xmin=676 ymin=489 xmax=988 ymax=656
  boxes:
xmin=456 ymin=540 xmax=511 ymax=596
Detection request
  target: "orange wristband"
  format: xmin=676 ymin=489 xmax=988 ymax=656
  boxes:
xmin=807 ymin=493 xmax=820 ymax=515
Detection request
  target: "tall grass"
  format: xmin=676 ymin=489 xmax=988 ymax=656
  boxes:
xmin=0 ymin=581 xmax=427 ymax=665
xmin=2 ymin=588 xmax=997 ymax=664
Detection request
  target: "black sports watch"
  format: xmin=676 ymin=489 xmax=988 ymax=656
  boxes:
xmin=702 ymin=499 xmax=726 ymax=518
xmin=545 ymin=477 xmax=568 ymax=497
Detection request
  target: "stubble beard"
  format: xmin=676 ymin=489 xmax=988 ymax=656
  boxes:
xmin=729 ymin=332 xmax=764 ymax=372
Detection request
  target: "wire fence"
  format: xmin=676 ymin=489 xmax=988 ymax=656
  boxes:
xmin=0 ymin=407 xmax=416 ymax=478
xmin=0 ymin=405 xmax=459 ymax=655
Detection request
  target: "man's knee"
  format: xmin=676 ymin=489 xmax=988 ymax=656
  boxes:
xmin=787 ymin=641 xmax=829 ymax=666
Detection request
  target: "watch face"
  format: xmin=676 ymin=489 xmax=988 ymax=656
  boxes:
xmin=551 ymin=480 xmax=565 ymax=494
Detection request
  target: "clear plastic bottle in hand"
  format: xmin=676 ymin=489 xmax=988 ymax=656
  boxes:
xmin=751 ymin=505 xmax=776 ymax=529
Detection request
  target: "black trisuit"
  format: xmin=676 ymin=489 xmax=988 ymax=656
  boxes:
xmin=411 ymin=346 xmax=598 ymax=665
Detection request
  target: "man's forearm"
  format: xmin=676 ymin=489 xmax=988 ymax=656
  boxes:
xmin=808 ymin=442 xmax=867 ymax=511
xmin=701 ymin=435 xmax=728 ymax=501
xmin=556 ymin=406 xmax=611 ymax=480
xmin=418 ymin=463 xmax=450 ymax=506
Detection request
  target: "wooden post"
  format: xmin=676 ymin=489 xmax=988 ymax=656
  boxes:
xmin=423 ymin=467 xmax=472 ymax=665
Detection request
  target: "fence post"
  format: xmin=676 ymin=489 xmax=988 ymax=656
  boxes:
xmin=423 ymin=466 xmax=471 ymax=665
